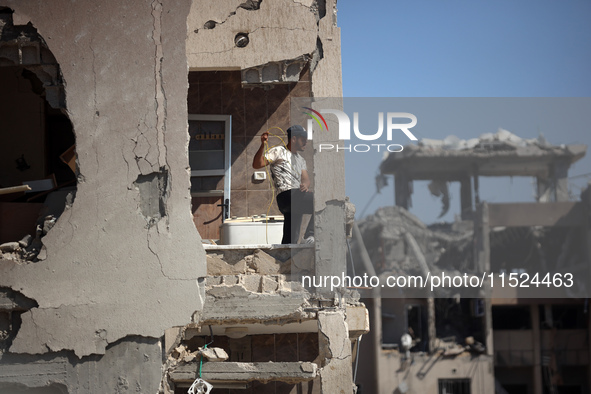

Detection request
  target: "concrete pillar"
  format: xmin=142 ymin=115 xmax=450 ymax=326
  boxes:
xmin=553 ymin=160 xmax=570 ymax=202
xmin=318 ymin=310 xmax=354 ymax=394
xmin=372 ymin=297 xmax=383 ymax=394
xmin=474 ymin=203 xmax=494 ymax=357
xmin=532 ymin=304 xmax=543 ymax=394
xmin=460 ymin=176 xmax=473 ymax=219
xmin=310 ymin=98 xmax=347 ymax=296
xmin=473 ymin=203 xmax=490 ymax=273
xmin=427 ymin=297 xmax=436 ymax=353
xmin=310 ymin=0 xmax=346 ymax=295
xmin=585 ymin=213 xmax=591 ymax=393
xmin=537 ymin=176 xmax=552 ymax=202
xmin=473 ymin=165 xmax=480 ymax=206
xmin=588 ymin=304 xmax=591 ymax=394
xmin=394 ymin=172 xmax=411 ymax=209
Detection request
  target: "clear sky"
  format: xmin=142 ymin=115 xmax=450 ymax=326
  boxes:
xmin=338 ymin=0 xmax=591 ymax=223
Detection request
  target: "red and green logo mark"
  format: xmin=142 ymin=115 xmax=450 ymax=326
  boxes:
xmin=302 ymin=107 xmax=328 ymax=132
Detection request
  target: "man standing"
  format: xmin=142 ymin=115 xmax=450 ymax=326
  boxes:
xmin=252 ymin=125 xmax=314 ymax=244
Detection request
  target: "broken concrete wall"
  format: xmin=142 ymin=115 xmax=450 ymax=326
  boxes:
xmin=378 ymin=352 xmax=493 ymax=394
xmin=0 ymin=0 xmax=206 ymax=390
xmin=0 ymin=336 xmax=163 ymax=393
xmin=186 ymin=0 xmax=318 ymax=70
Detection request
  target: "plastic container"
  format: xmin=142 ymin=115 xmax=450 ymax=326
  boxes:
xmin=219 ymin=217 xmax=284 ymax=245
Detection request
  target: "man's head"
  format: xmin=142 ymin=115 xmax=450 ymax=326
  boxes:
xmin=287 ymin=125 xmax=308 ymax=152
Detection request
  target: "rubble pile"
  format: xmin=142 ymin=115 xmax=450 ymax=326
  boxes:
xmin=0 ymin=215 xmax=56 ymax=262
xmin=169 ymin=343 xmax=229 ymax=365
xmin=206 ymin=248 xmax=314 ymax=277
xmin=353 ymin=206 xmax=474 ymax=281
xmin=417 ymin=128 xmax=570 ymax=153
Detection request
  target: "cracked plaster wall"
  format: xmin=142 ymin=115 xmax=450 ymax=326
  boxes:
xmin=318 ymin=311 xmax=353 ymax=393
xmin=0 ymin=0 xmax=206 ymax=360
xmin=187 ymin=0 xmax=318 ymax=70
xmin=308 ymin=0 xmax=347 ymax=296
xmin=0 ymin=336 xmax=163 ymax=393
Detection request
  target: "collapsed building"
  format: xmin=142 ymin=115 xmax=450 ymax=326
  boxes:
xmin=0 ymin=1 xmax=369 ymax=393
xmin=352 ymin=130 xmax=591 ymax=394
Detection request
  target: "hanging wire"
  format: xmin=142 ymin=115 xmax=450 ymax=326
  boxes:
xmin=358 ymin=191 xmax=379 ymax=219
xmin=346 ymin=237 xmax=356 ymax=277
xmin=261 ymin=127 xmax=288 ymax=243
xmin=199 ymin=325 xmax=214 ymax=378
xmin=353 ymin=336 xmax=362 ymax=384
xmin=205 ymin=325 xmax=214 ymax=346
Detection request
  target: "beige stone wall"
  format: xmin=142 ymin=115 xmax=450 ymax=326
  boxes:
xmin=187 ymin=0 xmax=318 ymax=71
xmin=0 ymin=0 xmax=205 ymax=362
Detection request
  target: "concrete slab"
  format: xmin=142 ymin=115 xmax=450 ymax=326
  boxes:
xmin=169 ymin=361 xmax=318 ymax=384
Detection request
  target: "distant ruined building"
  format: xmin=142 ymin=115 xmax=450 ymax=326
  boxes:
xmin=353 ymin=130 xmax=591 ymax=394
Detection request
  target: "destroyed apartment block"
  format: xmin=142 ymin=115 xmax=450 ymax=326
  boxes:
xmin=0 ymin=1 xmax=368 ymax=393
xmin=352 ymin=129 xmax=591 ymax=394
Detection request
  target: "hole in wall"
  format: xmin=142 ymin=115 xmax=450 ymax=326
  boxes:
xmin=203 ymin=20 xmax=216 ymax=29
xmin=234 ymin=33 xmax=249 ymax=48
xmin=0 ymin=10 xmax=75 ymax=262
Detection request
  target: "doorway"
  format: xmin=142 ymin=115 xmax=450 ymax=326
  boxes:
xmin=189 ymin=114 xmax=231 ymax=240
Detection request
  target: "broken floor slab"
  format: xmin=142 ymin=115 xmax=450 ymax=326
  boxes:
xmin=169 ymin=361 xmax=318 ymax=385
xmin=199 ymin=284 xmax=315 ymax=326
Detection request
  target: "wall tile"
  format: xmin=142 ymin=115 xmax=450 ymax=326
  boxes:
xmin=267 ymin=87 xmax=291 ymax=133
xmin=223 ymin=82 xmax=246 ymax=137
xmin=251 ymin=335 xmax=275 ymax=362
xmin=290 ymin=81 xmax=311 ymax=99
xmin=231 ymin=136 xmax=247 ymax=190
xmin=297 ymin=333 xmax=318 ymax=362
xmin=244 ymin=87 xmax=268 ymax=137
xmin=230 ymin=190 xmax=247 ymax=218
xmin=197 ymin=82 xmax=222 ymax=114
xmin=248 ymin=190 xmax=281 ymax=217
xmin=275 ymin=333 xmax=298 ymax=362
xmin=246 ymin=137 xmax=273 ymax=191
xmin=187 ymin=83 xmax=200 ymax=113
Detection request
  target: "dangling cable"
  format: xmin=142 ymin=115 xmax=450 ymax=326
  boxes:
xmin=261 ymin=127 xmax=289 ymax=244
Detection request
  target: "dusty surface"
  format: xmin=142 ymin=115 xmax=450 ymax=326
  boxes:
xmin=0 ymin=0 xmax=205 ymax=358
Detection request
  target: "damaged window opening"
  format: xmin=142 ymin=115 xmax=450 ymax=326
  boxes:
xmin=436 ymin=298 xmax=485 ymax=348
xmin=490 ymin=225 xmax=587 ymax=276
xmin=438 ymin=378 xmax=471 ymax=394
xmin=0 ymin=12 xmax=75 ymax=263
xmin=168 ymin=331 xmax=320 ymax=392
xmin=406 ymin=304 xmax=426 ymax=352
xmin=541 ymin=304 xmax=587 ymax=330
xmin=492 ymin=306 xmax=532 ymax=330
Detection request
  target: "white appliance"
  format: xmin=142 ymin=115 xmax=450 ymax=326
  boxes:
xmin=220 ymin=217 xmax=284 ymax=245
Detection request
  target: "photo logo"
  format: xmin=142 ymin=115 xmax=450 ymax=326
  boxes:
xmin=302 ymin=108 xmax=418 ymax=153
xmin=302 ymin=107 xmax=328 ymax=132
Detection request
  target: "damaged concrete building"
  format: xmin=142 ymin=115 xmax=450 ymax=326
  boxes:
xmin=352 ymin=130 xmax=591 ymax=393
xmin=0 ymin=1 xmax=368 ymax=393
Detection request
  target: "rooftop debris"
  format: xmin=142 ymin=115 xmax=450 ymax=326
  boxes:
xmin=416 ymin=128 xmax=579 ymax=154
xmin=353 ymin=206 xmax=474 ymax=293
xmin=380 ymin=128 xmax=586 ymax=178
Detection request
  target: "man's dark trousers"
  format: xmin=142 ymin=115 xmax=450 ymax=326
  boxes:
xmin=276 ymin=189 xmax=314 ymax=244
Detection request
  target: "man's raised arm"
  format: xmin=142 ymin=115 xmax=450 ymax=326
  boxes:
xmin=252 ymin=132 xmax=269 ymax=169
